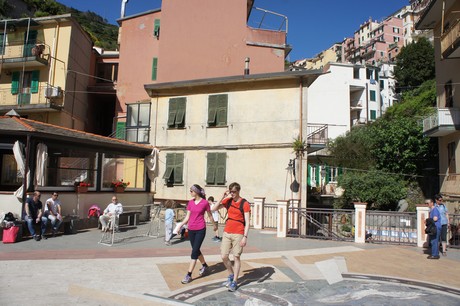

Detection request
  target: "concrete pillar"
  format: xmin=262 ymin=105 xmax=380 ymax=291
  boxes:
xmin=252 ymin=197 xmax=265 ymax=230
xmin=416 ymin=204 xmax=430 ymax=248
xmin=290 ymin=199 xmax=300 ymax=229
xmin=277 ymin=200 xmax=289 ymax=238
xmin=354 ymin=202 xmax=367 ymax=243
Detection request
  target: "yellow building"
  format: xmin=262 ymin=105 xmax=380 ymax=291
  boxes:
xmin=0 ymin=14 xmax=93 ymax=130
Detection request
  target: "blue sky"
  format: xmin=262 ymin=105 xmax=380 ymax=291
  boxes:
xmin=58 ymin=0 xmax=409 ymax=60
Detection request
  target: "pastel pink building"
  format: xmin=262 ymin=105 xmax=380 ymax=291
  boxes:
xmin=343 ymin=16 xmax=404 ymax=65
xmin=115 ymin=0 xmax=289 ymax=138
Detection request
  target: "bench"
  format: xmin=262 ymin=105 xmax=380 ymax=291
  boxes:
xmin=119 ymin=210 xmax=142 ymax=226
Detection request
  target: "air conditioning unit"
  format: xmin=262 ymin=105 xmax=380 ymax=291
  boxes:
xmin=44 ymin=86 xmax=62 ymax=98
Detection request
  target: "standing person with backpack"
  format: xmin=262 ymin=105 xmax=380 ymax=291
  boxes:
xmin=212 ymin=182 xmax=251 ymax=292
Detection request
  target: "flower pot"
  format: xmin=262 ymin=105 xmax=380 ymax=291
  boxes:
xmin=114 ymin=186 xmax=125 ymax=193
xmin=75 ymin=186 xmax=88 ymax=193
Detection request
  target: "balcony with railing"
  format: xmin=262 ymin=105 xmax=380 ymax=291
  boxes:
xmin=0 ymin=41 xmax=49 ymax=68
xmin=306 ymin=124 xmax=328 ymax=153
xmin=0 ymin=84 xmax=62 ymax=112
xmin=441 ymin=18 xmax=460 ymax=59
xmin=246 ymin=6 xmax=290 ymax=55
xmin=422 ymin=108 xmax=460 ymax=137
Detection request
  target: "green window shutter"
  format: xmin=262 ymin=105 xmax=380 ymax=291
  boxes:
xmin=115 ymin=122 xmax=126 ymax=139
xmin=154 ymin=19 xmax=160 ymax=37
xmin=307 ymin=164 xmax=312 ymax=186
xmin=216 ymin=94 xmax=228 ymax=126
xmin=31 ymin=70 xmax=39 ymax=93
xmin=163 ymin=153 xmax=174 ymax=181
xmin=152 ymin=57 xmax=158 ymax=80
xmin=215 ymin=153 xmax=226 ymax=185
xmin=167 ymin=98 xmax=178 ymax=127
xmin=315 ymin=165 xmax=320 ymax=186
xmin=11 ymin=71 xmax=20 ymax=95
xmin=174 ymin=153 xmax=184 ymax=183
xmin=175 ymin=98 xmax=186 ymax=126
xmin=206 ymin=153 xmax=217 ymax=184
xmin=370 ymin=110 xmax=377 ymax=120
xmin=370 ymin=90 xmax=376 ymax=101
xmin=208 ymin=95 xmax=218 ymax=125
xmin=325 ymin=166 xmax=330 ymax=183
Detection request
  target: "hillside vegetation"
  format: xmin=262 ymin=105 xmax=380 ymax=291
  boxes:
xmin=2 ymin=0 xmax=118 ymax=50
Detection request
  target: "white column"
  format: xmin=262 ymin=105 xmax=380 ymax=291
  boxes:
xmin=416 ymin=204 xmax=430 ymax=248
xmin=276 ymin=200 xmax=289 ymax=238
xmin=290 ymin=199 xmax=300 ymax=229
xmin=354 ymin=202 xmax=367 ymax=243
xmin=252 ymin=197 xmax=265 ymax=230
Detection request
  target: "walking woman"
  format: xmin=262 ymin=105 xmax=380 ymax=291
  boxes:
xmin=178 ymin=184 xmax=218 ymax=284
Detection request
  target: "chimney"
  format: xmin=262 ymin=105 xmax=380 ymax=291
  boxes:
xmin=244 ymin=57 xmax=250 ymax=75
xmin=121 ymin=0 xmax=129 ymax=18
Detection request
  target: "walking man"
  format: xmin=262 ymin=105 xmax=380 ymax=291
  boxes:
xmin=212 ymin=182 xmax=250 ymax=292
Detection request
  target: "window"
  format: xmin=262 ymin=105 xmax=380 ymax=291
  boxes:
xmin=152 ymin=57 xmax=158 ymax=80
xmin=46 ymin=147 xmax=97 ymax=188
xmin=393 ymin=27 xmax=399 ymax=33
xmin=102 ymin=154 xmax=145 ymax=190
xmin=126 ymin=103 xmax=151 ymax=143
xmin=327 ymin=166 xmax=342 ymax=183
xmin=153 ymin=19 xmax=160 ymax=38
xmin=370 ymin=90 xmax=376 ymax=101
xmin=0 ymin=153 xmax=22 ymax=190
xmin=206 ymin=153 xmax=226 ymax=185
xmin=11 ymin=70 xmax=39 ymax=104
xmin=380 ymin=80 xmax=384 ymax=88
xmin=445 ymin=80 xmax=453 ymax=107
xmin=370 ymin=110 xmax=377 ymax=120
xmin=167 ymin=97 xmax=186 ymax=128
xmin=163 ymin=153 xmax=184 ymax=185
xmin=394 ymin=36 xmax=399 ymax=42
xmin=447 ymin=142 xmax=456 ymax=177
xmin=23 ymin=30 xmax=37 ymax=57
xmin=353 ymin=67 xmax=360 ymax=79
xmin=208 ymin=94 xmax=228 ymax=127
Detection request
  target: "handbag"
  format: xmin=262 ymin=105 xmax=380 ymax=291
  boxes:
xmin=3 ymin=226 xmax=20 ymax=243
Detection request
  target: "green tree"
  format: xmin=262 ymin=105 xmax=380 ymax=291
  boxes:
xmin=0 ymin=0 xmax=12 ymax=17
xmin=393 ymin=37 xmax=435 ymax=92
xmin=328 ymin=80 xmax=437 ymax=209
xmin=335 ymin=169 xmax=407 ymax=210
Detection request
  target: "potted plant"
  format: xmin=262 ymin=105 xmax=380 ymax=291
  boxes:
xmin=111 ymin=179 xmax=130 ymax=192
xmin=75 ymin=181 xmax=92 ymax=193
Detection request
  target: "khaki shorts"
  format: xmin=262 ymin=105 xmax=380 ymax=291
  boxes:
xmin=221 ymin=232 xmax=244 ymax=257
